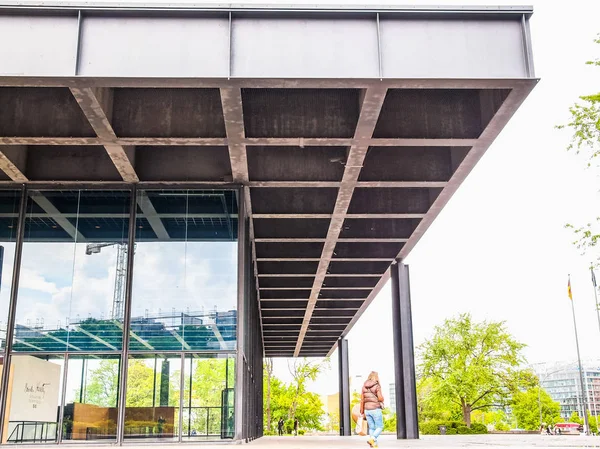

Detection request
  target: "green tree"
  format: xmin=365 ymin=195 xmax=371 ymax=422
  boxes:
xmin=264 ymin=358 xmax=274 ymax=432
xmin=262 ymin=372 xmax=325 ymax=432
xmin=559 ymin=34 xmax=600 ymax=261
xmin=382 ymin=408 xmax=396 ymax=432
xmin=127 ymin=359 xmax=159 ymax=407
xmin=471 ymin=409 xmax=510 ymax=431
xmin=417 ymin=377 xmax=461 ymax=422
xmin=511 ymin=388 xmax=560 ymax=430
xmin=81 ymin=359 xmax=119 ymax=407
xmin=418 ymin=314 xmax=530 ymax=427
xmin=586 ymin=413 xmax=599 ymax=434
xmin=287 ymin=358 xmax=329 ymax=422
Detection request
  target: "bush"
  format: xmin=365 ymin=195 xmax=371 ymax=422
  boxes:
xmin=470 ymin=423 xmax=488 ymax=434
xmin=298 ymin=429 xmax=305 ymax=436
xmin=420 ymin=421 xmax=442 ymax=435
xmin=419 ymin=420 xmax=487 ymax=435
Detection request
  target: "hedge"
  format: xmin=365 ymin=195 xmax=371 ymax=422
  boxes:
xmin=419 ymin=420 xmax=488 ymax=435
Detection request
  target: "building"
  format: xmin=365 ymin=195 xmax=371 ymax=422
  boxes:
xmin=350 ymin=375 xmax=364 ymax=397
xmin=321 ymin=392 xmax=340 ymax=432
xmin=389 ymin=384 xmax=397 ymax=414
xmin=0 ymin=2 xmax=535 ymax=444
xmin=533 ymin=362 xmax=600 ymax=420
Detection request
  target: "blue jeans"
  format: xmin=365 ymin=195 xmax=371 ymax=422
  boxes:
xmin=365 ymin=409 xmax=383 ymax=442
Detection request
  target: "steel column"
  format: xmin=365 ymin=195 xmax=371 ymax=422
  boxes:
xmin=0 ymin=186 xmax=26 ymax=444
xmin=116 ymin=185 xmax=137 ymax=445
xmin=234 ymin=187 xmax=246 ymax=441
xmin=338 ymin=337 xmax=351 ymax=436
xmin=391 ymin=261 xmax=419 ymax=439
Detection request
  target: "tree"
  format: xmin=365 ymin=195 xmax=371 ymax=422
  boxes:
xmin=287 ymin=358 xmax=329 ymax=422
xmin=559 ymin=34 xmax=600 ymax=261
xmin=264 ymin=358 xmax=273 ymax=432
xmin=511 ymin=387 xmax=560 ymax=430
xmin=262 ymin=372 xmax=325 ymax=432
xmin=418 ymin=314 xmax=530 ymax=427
xmin=82 ymin=359 xmax=119 ymax=407
xmin=417 ymin=377 xmax=461 ymax=422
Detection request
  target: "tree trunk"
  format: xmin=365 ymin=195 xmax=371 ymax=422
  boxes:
xmin=289 ymin=385 xmax=299 ymax=421
xmin=265 ymin=358 xmax=273 ymax=431
xmin=462 ymin=403 xmax=472 ymax=428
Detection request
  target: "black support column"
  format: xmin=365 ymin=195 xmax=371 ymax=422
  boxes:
xmin=391 ymin=261 xmax=419 ymax=439
xmin=338 ymin=338 xmax=351 ymax=436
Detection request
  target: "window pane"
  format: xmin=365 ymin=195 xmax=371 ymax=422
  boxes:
xmin=13 ymin=190 xmax=130 ymax=352
xmin=0 ymin=190 xmax=21 ymax=352
xmin=62 ymin=355 xmax=120 ymax=442
xmin=182 ymin=355 xmax=234 ymax=440
xmin=124 ymin=354 xmax=181 ymax=441
xmin=129 ymin=190 xmax=238 ymax=352
xmin=4 ymin=355 xmax=64 ymax=443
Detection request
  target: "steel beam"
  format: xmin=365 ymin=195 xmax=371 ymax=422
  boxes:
xmin=30 ymin=191 xmax=86 ymax=242
xmin=295 ymin=86 xmax=387 ymax=356
xmin=70 ymin=87 xmax=139 ymax=182
xmin=391 ymin=261 xmax=418 ymax=439
xmin=136 ymin=190 xmax=170 ymax=240
xmin=0 ymin=147 xmax=27 ymax=182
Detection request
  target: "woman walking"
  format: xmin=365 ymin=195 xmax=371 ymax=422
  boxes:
xmin=360 ymin=371 xmax=385 ymax=447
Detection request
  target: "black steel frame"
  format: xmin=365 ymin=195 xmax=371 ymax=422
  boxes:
xmin=0 ymin=183 xmax=245 ymax=445
xmin=390 ymin=261 xmax=419 ymax=439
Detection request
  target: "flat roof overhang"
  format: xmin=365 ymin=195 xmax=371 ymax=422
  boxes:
xmin=0 ymin=2 xmax=537 ymax=358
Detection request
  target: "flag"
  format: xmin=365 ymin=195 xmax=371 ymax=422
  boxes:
xmin=592 ymin=268 xmax=597 ymax=288
xmin=568 ymin=276 xmax=573 ymax=301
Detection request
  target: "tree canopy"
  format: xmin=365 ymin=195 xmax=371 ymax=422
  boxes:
xmin=262 ymin=358 xmax=327 ymax=433
xmin=418 ymin=313 xmax=532 ymax=427
xmin=511 ymin=387 xmax=560 ymax=430
xmin=560 ymin=34 xmax=600 ymax=262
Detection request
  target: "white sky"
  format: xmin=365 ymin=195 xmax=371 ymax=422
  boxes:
xmin=271 ymin=0 xmax=600 ymax=396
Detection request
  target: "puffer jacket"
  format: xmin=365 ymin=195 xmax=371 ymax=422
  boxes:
xmin=361 ymin=380 xmax=383 ymax=411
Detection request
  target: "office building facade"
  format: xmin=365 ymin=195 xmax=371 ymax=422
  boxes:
xmin=533 ymin=362 xmax=600 ymax=420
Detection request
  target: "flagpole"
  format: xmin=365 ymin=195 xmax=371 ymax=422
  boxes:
xmin=569 ymin=275 xmax=590 ymax=434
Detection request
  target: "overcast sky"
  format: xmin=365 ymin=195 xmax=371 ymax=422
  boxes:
xmin=271 ymin=0 xmax=600 ymax=396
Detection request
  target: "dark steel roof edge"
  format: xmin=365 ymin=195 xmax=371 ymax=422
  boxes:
xmin=0 ymin=2 xmax=534 ymax=16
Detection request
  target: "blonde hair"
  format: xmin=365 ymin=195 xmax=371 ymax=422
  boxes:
xmin=367 ymin=371 xmax=379 ymax=383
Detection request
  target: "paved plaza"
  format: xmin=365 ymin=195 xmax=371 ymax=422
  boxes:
xmin=242 ymin=435 xmax=600 ymax=449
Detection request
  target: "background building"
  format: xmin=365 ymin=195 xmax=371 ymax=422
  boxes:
xmin=388 ymin=383 xmax=397 ymax=414
xmin=533 ymin=361 xmax=600 ymax=420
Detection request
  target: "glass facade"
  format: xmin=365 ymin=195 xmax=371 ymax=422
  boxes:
xmin=0 ymin=187 xmax=239 ymax=444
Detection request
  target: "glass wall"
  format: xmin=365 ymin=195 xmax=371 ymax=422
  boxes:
xmin=124 ymin=354 xmax=182 ymax=441
xmin=62 ymin=355 xmax=120 ymax=442
xmin=0 ymin=187 xmax=239 ymax=444
xmin=0 ymin=190 xmax=20 ymax=384
xmin=182 ymin=355 xmax=235 ymax=440
xmin=13 ymin=190 xmax=131 ymax=352
xmin=130 ymin=190 xmax=238 ymax=352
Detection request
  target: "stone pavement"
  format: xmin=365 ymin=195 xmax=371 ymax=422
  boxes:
xmin=244 ymin=435 xmax=600 ymax=448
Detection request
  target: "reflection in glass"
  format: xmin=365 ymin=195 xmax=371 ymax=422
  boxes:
xmin=62 ymin=355 xmax=120 ymax=442
xmin=129 ymin=190 xmax=238 ymax=352
xmin=4 ymin=355 xmax=64 ymax=444
xmin=0 ymin=190 xmax=21 ymax=352
xmin=182 ymin=355 xmax=234 ymax=440
xmin=13 ymin=190 xmax=130 ymax=352
xmin=124 ymin=354 xmax=181 ymax=441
